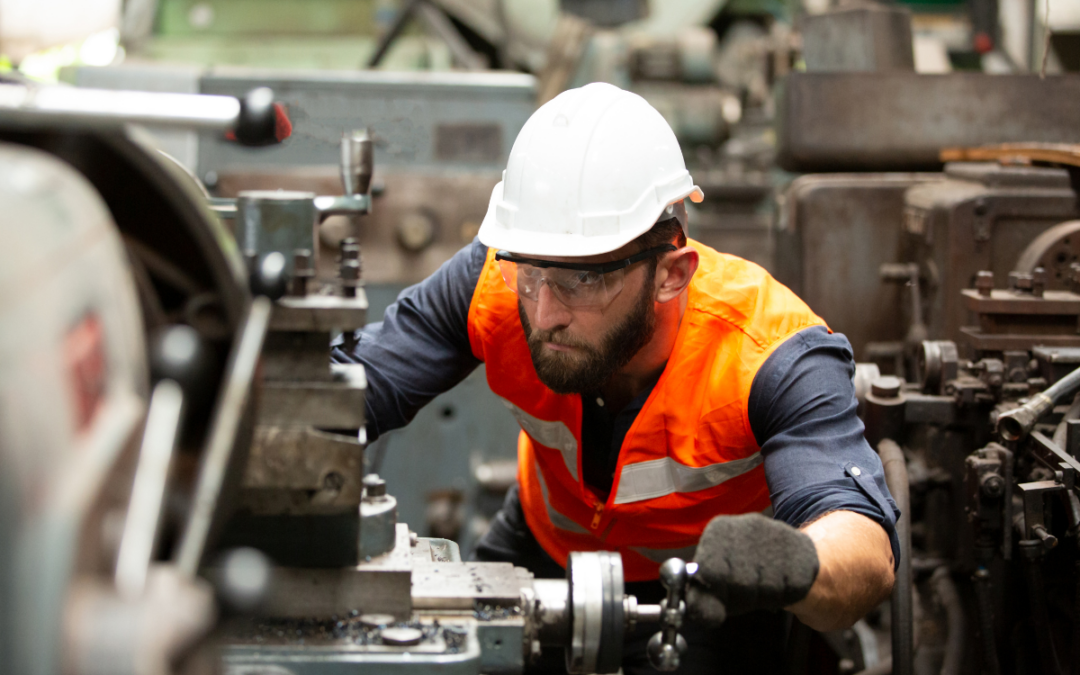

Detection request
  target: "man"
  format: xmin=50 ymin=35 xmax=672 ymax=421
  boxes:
xmin=333 ymin=83 xmax=898 ymax=673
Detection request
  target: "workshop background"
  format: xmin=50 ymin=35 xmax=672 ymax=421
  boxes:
xmin=3 ymin=0 xmax=1080 ymax=673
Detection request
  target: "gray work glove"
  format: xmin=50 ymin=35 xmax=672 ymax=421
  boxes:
xmin=686 ymin=513 xmax=820 ymax=626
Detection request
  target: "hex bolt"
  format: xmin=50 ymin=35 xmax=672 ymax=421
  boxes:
xmin=1032 ymin=266 xmax=1047 ymax=298
xmin=975 ymin=270 xmax=994 ymax=297
xmin=363 ymin=473 xmax=387 ymax=498
xmin=290 ymin=248 xmax=314 ymax=297
xmin=341 ymin=237 xmax=360 ymax=262
xmin=1009 ymin=271 xmax=1033 ymax=293
xmin=340 ymin=258 xmax=361 ymax=298
xmin=980 ymin=473 xmax=1005 ymax=498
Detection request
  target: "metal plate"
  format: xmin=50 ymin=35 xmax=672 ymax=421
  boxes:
xmin=778 ymin=73 xmax=1080 ymax=171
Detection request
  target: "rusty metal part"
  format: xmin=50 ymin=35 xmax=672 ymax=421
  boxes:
xmin=778 ymin=73 xmax=1080 ymax=171
xmin=941 ymin=143 xmax=1080 ymax=168
xmin=961 ymin=287 xmax=1080 ymax=352
xmin=1014 ymin=221 xmax=1080 ymax=288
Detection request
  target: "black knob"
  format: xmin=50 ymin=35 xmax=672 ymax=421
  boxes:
xmin=235 ymin=87 xmax=278 ymax=147
xmin=149 ymin=324 xmax=214 ymax=398
xmin=250 ymin=251 xmax=289 ymax=300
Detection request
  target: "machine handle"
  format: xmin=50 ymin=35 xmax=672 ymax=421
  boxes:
xmin=646 ymin=558 xmax=691 ymax=672
xmin=0 ymin=83 xmax=286 ymax=146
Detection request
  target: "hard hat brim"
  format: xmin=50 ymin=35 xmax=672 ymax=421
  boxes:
xmin=477 ymin=182 xmax=703 ymax=258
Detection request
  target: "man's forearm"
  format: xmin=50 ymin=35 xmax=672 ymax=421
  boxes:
xmin=786 ymin=510 xmax=895 ymax=632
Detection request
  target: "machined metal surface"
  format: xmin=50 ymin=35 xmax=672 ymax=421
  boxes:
xmin=259 ymin=525 xmax=414 ymax=619
xmin=258 ymin=364 xmax=367 ymax=428
xmin=237 ymin=191 xmax=319 ymax=276
xmin=198 ymin=68 xmax=535 ymax=173
xmin=778 ymin=172 xmax=941 ymax=361
xmin=241 ymin=427 xmax=365 ymax=513
xmin=360 ymin=476 xmax=399 ymax=559
xmin=412 ymin=563 xmax=534 ymax=610
xmin=270 ymin=293 xmax=369 ymax=333
xmin=778 ymin=74 xmax=1080 ymax=171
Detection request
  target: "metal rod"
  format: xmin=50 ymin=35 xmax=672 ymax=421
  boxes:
xmin=972 ymin=567 xmax=1002 ymax=675
xmin=114 ymin=380 xmax=185 ymax=598
xmin=878 ymin=438 xmax=913 ymax=675
xmin=0 ymin=84 xmax=241 ymax=130
xmin=1020 ymin=540 xmax=1063 ymax=675
xmin=367 ymin=0 xmax=423 ymax=68
xmin=174 ymin=297 xmax=272 ymax=576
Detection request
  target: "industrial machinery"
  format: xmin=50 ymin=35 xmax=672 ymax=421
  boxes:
xmin=0 ymin=81 xmax=692 ymax=675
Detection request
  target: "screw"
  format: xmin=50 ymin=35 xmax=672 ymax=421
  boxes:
xmin=980 ymin=473 xmax=1005 ymax=498
xmin=290 ymin=248 xmax=314 ymax=297
xmin=340 ymin=258 xmax=361 ymax=298
xmin=1010 ymin=272 xmax=1033 ymax=292
xmin=1032 ymin=266 xmax=1047 ymax=297
xmin=363 ymin=473 xmax=387 ymax=498
xmin=341 ymin=237 xmax=360 ymax=262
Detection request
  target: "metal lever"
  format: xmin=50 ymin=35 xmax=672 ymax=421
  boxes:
xmin=313 ymin=129 xmax=374 ymax=220
xmin=646 ymin=558 xmax=690 ymax=672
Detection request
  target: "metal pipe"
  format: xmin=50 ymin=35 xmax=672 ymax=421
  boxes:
xmin=878 ymin=439 xmax=913 ymax=675
xmin=0 ymin=84 xmax=239 ymax=130
xmin=971 ymin=568 xmax=1002 ymax=675
xmin=998 ymin=363 xmax=1080 ymax=441
xmin=1073 ymin=561 xmax=1080 ymax=675
xmin=930 ymin=567 xmax=965 ymax=675
xmin=1019 ymin=541 xmax=1063 ymax=675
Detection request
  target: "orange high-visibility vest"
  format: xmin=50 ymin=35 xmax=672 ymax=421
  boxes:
xmin=467 ymin=240 xmax=827 ymax=580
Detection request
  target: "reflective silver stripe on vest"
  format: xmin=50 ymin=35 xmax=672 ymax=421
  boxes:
xmin=630 ymin=505 xmax=773 ymax=564
xmin=503 ymin=399 xmax=579 ymax=481
xmin=613 ymin=452 xmax=764 ymax=505
xmin=535 ymin=460 xmax=589 ymax=535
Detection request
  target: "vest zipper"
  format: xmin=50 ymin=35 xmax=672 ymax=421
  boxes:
xmin=590 ymin=501 xmax=604 ymax=530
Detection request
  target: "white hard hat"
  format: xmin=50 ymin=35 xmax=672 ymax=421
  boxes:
xmin=478 ymin=82 xmax=703 ymax=258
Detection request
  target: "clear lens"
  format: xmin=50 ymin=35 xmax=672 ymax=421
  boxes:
xmin=498 ymin=260 xmax=624 ymax=308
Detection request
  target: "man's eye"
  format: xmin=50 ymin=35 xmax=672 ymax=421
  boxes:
xmin=574 ymin=271 xmax=603 ymax=286
xmin=519 ymin=266 xmax=542 ymax=279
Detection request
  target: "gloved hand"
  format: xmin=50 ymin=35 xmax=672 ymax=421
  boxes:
xmin=686 ymin=513 xmax=820 ymax=626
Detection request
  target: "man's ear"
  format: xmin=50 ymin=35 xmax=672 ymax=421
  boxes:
xmin=655 ymin=246 xmax=699 ymax=303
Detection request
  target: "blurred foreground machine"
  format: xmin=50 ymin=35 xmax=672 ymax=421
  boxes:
xmin=0 ymin=83 xmax=690 ymax=675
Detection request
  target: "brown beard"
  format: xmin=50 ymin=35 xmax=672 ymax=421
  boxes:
xmin=518 ymin=276 xmax=657 ymax=395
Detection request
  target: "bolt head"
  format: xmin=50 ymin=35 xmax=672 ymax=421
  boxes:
xmin=363 ymin=473 xmax=387 ymax=497
xmin=871 ymin=376 xmax=903 ymax=398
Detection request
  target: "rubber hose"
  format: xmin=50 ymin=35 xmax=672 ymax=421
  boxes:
xmin=1051 ymin=392 xmax=1080 ymax=449
xmin=930 ymin=567 xmax=964 ymax=675
xmin=878 ymin=439 xmax=913 ymax=675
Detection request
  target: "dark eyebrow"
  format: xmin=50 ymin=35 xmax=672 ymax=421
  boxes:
xmin=494 ymin=244 xmax=676 ymax=274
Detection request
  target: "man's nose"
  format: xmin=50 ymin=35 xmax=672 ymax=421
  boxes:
xmin=533 ymin=281 xmax=572 ymax=332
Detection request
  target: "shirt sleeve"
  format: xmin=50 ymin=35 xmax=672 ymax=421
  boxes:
xmin=749 ymin=325 xmax=901 ymax=567
xmin=330 ymin=238 xmax=488 ymax=441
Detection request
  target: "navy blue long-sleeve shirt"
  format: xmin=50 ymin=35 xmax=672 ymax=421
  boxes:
xmin=332 ymin=239 xmax=900 ymax=564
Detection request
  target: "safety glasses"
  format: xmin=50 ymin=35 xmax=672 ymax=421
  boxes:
xmin=495 ymin=244 xmax=676 ymax=308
